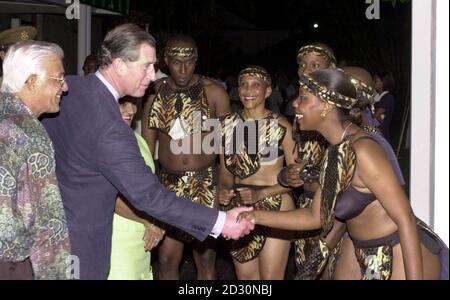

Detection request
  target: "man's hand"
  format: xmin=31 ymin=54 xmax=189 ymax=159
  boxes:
xmin=221 ymin=206 xmax=255 ymax=240
xmin=218 ymin=188 xmax=235 ymax=206
xmin=286 ymin=163 xmax=305 ymax=187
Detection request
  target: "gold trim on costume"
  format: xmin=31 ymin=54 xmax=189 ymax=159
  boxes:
xmin=297 ymin=45 xmax=337 ymax=67
xmin=354 ymin=244 xmax=393 ymax=280
xmin=160 ymin=165 xmax=216 ymax=242
xmin=345 ymin=73 xmax=377 ymax=113
xmin=299 ymin=74 xmax=358 ymax=110
xmin=319 ymin=138 xmax=356 ymax=235
xmin=221 ymin=112 xmax=286 ymax=179
xmin=238 ymin=66 xmax=272 ymax=87
xmin=147 ymin=78 xmax=210 ymax=137
xmin=226 ymin=186 xmax=283 ymax=263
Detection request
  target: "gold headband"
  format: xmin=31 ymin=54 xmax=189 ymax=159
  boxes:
xmin=347 ymin=75 xmax=376 ymax=113
xmin=164 ymin=47 xmax=197 ymax=58
xmin=299 ymin=74 xmax=358 ymax=110
xmin=238 ymin=66 xmax=272 ymax=87
xmin=297 ymin=45 xmax=337 ymax=67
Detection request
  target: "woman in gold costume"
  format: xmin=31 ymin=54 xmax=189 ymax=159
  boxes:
xmin=239 ymin=69 xmax=447 ymax=280
xmin=218 ymin=66 xmax=297 ymax=279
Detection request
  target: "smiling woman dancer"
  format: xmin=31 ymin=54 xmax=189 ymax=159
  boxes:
xmin=218 ymin=66 xmax=297 ymax=279
xmin=239 ymin=68 xmax=448 ymax=280
xmin=287 ymin=43 xmax=345 ymax=280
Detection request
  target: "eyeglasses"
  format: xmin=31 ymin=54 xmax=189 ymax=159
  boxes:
xmin=43 ymin=75 xmax=66 ymax=86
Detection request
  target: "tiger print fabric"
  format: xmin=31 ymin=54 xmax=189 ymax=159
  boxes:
xmin=294 ymin=192 xmax=323 ymax=279
xmin=353 ymin=219 xmax=447 ymax=280
xmin=297 ymin=130 xmax=328 ymax=167
xmin=322 ymin=239 xmax=342 ymax=279
xmin=319 ymin=137 xmax=356 ymax=236
xmin=293 ymin=192 xmax=342 ymax=280
xmin=292 ymin=136 xmax=355 ymax=279
xmin=148 ymin=78 xmax=210 ymax=136
xmin=220 ymin=112 xmax=286 ymax=179
xmin=291 ymin=125 xmax=331 ymax=279
xmin=160 ymin=165 xmax=216 ymax=242
xmin=293 ymin=123 xmax=328 ymax=183
xmin=354 ymin=243 xmax=393 ymax=280
xmin=225 ymin=184 xmax=283 ymax=263
xmin=294 ymin=238 xmax=329 ymax=280
xmin=220 ymin=112 xmax=287 ymax=263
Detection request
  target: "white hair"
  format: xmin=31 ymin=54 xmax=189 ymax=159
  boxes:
xmin=1 ymin=40 xmax=64 ymax=93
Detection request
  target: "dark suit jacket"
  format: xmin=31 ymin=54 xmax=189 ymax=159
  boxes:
xmin=42 ymin=74 xmax=218 ymax=279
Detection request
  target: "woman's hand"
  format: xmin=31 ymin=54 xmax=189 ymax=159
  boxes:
xmin=218 ymin=188 xmax=236 ymax=206
xmin=236 ymin=187 xmax=261 ymax=205
xmin=143 ymin=223 xmax=165 ymax=251
xmin=236 ymin=211 xmax=256 ymax=224
xmin=286 ymin=163 xmax=305 ymax=187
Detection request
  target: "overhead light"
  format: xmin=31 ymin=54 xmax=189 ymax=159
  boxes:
xmin=313 ymin=23 xmax=319 ymax=29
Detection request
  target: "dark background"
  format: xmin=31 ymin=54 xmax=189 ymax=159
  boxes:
xmin=102 ymin=0 xmax=411 ymax=180
xmin=108 ymin=0 xmax=411 ymax=81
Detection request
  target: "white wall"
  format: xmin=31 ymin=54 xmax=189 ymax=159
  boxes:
xmin=433 ymin=0 xmax=449 ymax=246
xmin=411 ymin=0 xmax=434 ymax=227
xmin=411 ymin=0 xmax=448 ymax=246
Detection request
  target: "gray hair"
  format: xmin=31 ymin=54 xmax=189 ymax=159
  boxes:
xmin=97 ymin=23 xmax=156 ymax=68
xmin=1 ymin=40 xmax=64 ymax=93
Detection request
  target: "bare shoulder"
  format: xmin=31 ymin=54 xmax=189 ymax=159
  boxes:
xmin=351 ymin=132 xmax=386 ymax=162
xmin=201 ymin=77 xmax=229 ymax=115
xmin=202 ymin=77 xmax=227 ymax=94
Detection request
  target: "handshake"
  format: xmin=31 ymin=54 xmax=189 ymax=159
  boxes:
xmin=219 ymin=161 xmax=308 ymax=240
xmin=220 ymin=206 xmax=257 ymax=240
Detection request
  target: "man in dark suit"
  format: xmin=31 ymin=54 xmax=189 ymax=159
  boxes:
xmin=42 ymin=23 xmax=254 ymax=279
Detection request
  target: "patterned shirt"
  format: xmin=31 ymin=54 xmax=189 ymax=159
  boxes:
xmin=0 ymin=93 xmax=71 ymax=279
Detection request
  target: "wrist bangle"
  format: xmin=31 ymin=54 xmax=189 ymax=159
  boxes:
xmin=277 ymin=167 xmax=290 ymax=188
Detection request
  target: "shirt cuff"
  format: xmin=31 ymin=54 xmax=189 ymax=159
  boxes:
xmin=210 ymin=211 xmax=226 ymax=238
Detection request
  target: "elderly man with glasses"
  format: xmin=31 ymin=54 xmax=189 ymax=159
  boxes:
xmin=0 ymin=40 xmax=71 ymax=279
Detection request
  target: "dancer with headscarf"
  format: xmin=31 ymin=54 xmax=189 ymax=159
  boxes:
xmin=240 ymin=68 xmax=448 ymax=280
xmin=218 ymin=66 xmax=297 ymax=279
